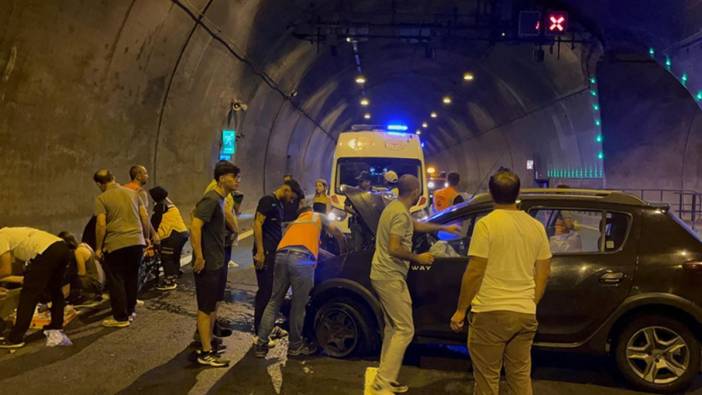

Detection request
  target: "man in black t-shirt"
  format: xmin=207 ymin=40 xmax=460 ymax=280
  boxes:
xmin=282 ymin=178 xmax=304 ymax=223
xmin=191 ymin=161 xmax=240 ymax=367
xmin=253 ymin=181 xmax=294 ymax=336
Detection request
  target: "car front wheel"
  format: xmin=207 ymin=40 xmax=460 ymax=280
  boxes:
xmin=314 ymin=297 xmax=377 ymax=358
xmin=614 ymin=315 xmax=700 ymax=393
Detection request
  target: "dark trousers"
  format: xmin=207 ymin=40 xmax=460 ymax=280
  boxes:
xmin=104 ymin=245 xmax=144 ymax=322
xmin=10 ymin=242 xmax=70 ymax=343
xmin=161 ymin=231 xmax=188 ymax=278
xmin=254 ymin=252 xmax=276 ymax=333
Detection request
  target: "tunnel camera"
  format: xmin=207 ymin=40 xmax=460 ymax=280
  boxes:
xmin=232 ymin=101 xmax=248 ymax=112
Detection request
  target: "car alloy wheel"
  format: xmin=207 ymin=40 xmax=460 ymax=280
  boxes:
xmin=316 ymin=304 xmax=360 ymax=357
xmin=625 ymin=326 xmax=690 ymax=385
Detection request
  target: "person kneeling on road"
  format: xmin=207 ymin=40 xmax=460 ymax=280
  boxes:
xmin=0 ymin=227 xmax=74 ymax=348
xmin=255 ymin=205 xmax=346 ymax=358
xmin=148 ymin=186 xmax=189 ymax=291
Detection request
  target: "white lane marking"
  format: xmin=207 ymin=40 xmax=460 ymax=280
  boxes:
xmin=237 ymin=229 xmax=253 ymax=241
xmin=364 ymin=367 xmax=378 ymax=394
xmin=179 ymin=228 xmax=253 ymax=268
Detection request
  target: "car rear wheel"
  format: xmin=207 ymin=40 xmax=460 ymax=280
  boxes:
xmin=614 ymin=315 xmax=700 ymax=393
xmin=314 ymin=297 xmax=378 ymax=358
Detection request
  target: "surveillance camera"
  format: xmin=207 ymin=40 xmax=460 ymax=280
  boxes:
xmin=232 ymin=101 xmax=248 ymax=112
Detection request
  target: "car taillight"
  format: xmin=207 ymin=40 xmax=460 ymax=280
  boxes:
xmin=683 ymin=261 xmax=702 ymax=272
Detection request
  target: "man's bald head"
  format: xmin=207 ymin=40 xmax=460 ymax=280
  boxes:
xmin=397 ymin=174 xmax=420 ymax=197
xmin=93 ymin=169 xmax=114 ymax=184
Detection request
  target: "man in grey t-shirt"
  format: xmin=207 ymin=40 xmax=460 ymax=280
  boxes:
xmin=93 ymin=169 xmax=151 ymax=328
xmin=369 ymin=175 xmax=459 ymax=395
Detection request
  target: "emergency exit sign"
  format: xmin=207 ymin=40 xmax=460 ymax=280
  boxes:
xmin=221 ymin=130 xmax=236 ymax=155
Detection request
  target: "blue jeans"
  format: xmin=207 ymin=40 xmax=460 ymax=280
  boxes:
xmin=257 ymin=249 xmax=316 ymax=347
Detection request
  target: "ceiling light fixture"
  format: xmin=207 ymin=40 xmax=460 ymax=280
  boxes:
xmin=360 ymin=98 xmax=370 ymax=106
xmin=364 ymin=113 xmax=371 ymax=120
xmin=463 ymin=72 xmax=475 ymax=81
xmin=430 ymin=112 xmax=438 ymax=118
xmin=442 ymin=96 xmax=452 ymax=105
xmin=415 ymin=129 xmax=422 ymax=135
xmin=422 ymin=122 xmax=428 ymax=128
xmin=355 ymin=75 xmax=366 ymax=84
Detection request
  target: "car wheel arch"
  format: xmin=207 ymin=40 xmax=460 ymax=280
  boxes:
xmin=606 ymin=296 xmax=702 ymax=349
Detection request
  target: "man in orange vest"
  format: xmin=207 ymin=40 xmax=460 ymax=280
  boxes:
xmin=255 ymin=206 xmax=345 ymax=358
xmin=433 ymin=172 xmax=465 ymax=212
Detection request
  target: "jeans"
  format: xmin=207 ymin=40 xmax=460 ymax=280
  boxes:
xmin=104 ymin=245 xmax=144 ymax=322
xmin=468 ymin=311 xmax=539 ymax=395
xmin=10 ymin=242 xmax=70 ymax=343
xmin=371 ymin=279 xmax=415 ymax=389
xmin=257 ymin=249 xmax=315 ymax=347
xmin=254 ymin=252 xmax=276 ymax=333
xmin=160 ymin=231 xmax=188 ymax=278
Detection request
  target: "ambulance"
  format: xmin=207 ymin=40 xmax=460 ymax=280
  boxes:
xmin=328 ymin=125 xmax=429 ymax=231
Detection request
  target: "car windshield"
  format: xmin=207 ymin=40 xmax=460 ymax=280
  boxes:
xmin=335 ymin=157 xmax=423 ymax=194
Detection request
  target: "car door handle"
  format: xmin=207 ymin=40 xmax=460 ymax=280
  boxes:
xmin=599 ymin=271 xmax=625 ymax=284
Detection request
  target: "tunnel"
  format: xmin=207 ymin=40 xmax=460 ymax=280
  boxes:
xmin=1 ymin=0 xmax=702 ymax=231
xmin=5 ymin=1 xmax=702 ymax=394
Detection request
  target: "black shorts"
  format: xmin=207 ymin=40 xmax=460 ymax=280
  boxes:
xmin=194 ymin=269 xmax=220 ymax=314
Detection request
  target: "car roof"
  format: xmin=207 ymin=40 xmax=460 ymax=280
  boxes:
xmin=466 ymin=188 xmax=667 ymax=208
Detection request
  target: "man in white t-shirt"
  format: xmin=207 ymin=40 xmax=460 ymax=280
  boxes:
xmin=450 ymin=168 xmax=552 ymax=395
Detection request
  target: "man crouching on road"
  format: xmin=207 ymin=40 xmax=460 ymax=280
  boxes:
xmin=370 ymin=174 xmax=460 ymax=395
xmin=450 ymin=168 xmax=552 ymax=395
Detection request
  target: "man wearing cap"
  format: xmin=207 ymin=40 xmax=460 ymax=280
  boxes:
xmin=252 ymin=180 xmax=297 ymax=340
xmin=384 ymin=170 xmax=399 ymax=197
xmin=283 ymin=176 xmax=305 ymax=223
xmin=148 ymin=186 xmax=189 ymax=291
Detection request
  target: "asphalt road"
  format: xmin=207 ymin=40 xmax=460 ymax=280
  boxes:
xmin=1 ymin=239 xmax=701 ymax=395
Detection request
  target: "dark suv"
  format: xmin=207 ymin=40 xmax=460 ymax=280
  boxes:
xmin=306 ymin=189 xmax=702 ymax=393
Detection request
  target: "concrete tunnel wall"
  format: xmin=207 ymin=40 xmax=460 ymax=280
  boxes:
xmin=0 ymin=0 xmax=337 ymax=234
xmin=599 ymin=59 xmax=702 ymax=193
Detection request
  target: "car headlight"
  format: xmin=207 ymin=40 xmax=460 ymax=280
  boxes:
xmin=327 ymin=208 xmax=348 ymax=222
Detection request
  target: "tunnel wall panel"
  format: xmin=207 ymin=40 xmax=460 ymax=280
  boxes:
xmin=599 ymin=60 xmax=701 ymax=192
xmin=0 ymin=0 xmax=193 ymax=233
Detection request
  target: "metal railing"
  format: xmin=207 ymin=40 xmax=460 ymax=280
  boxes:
xmin=620 ymin=188 xmax=702 ymax=230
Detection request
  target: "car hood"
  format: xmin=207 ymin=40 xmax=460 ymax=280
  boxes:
xmin=343 ymin=186 xmax=389 ymax=236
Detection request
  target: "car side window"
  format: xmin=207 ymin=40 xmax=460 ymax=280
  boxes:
xmin=530 ymin=208 xmax=602 ymax=254
xmin=434 ymin=211 xmax=488 ymax=256
xmin=603 ymin=212 xmax=631 ymax=252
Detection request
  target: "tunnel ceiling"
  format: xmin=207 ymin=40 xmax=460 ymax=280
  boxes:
xmin=227 ymin=0 xmax=702 ymax=155
xmin=245 ymin=0 xmax=601 ymax=155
